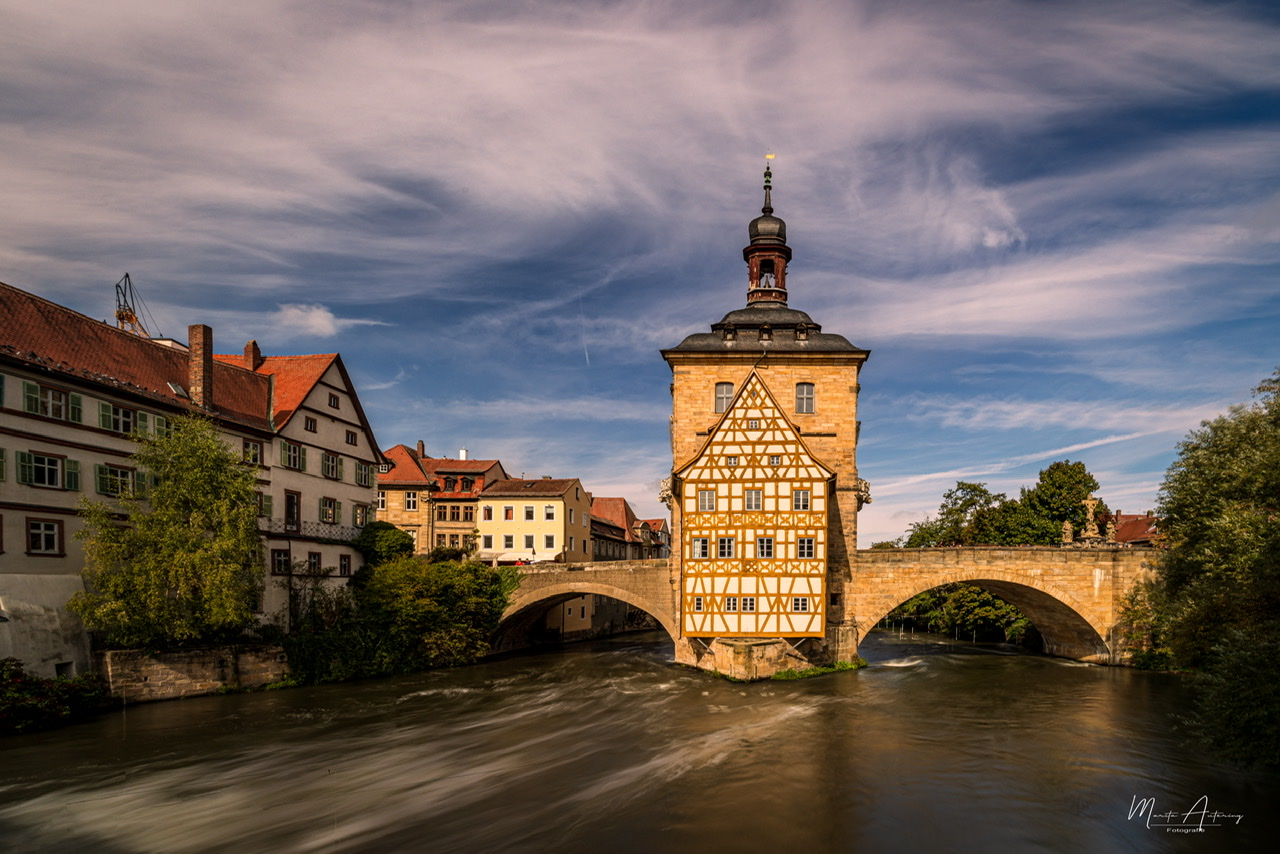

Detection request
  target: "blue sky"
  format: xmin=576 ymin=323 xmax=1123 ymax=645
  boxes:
xmin=3 ymin=0 xmax=1278 ymax=544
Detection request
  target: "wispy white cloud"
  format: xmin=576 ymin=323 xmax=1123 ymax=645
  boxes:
xmin=270 ymin=304 xmax=388 ymax=338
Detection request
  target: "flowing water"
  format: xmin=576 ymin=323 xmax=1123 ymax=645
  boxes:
xmin=0 ymin=631 xmax=1274 ymax=853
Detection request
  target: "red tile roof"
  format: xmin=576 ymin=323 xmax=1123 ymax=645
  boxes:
xmin=1 ymin=280 xmax=272 ymax=430
xmin=377 ymin=444 xmax=431 ymax=484
xmin=642 ymin=518 xmax=670 ymax=535
xmin=1114 ymin=513 xmax=1160 ymax=545
xmin=212 ymin=351 xmax=336 ymax=431
xmin=592 ymin=497 xmax=643 ymax=542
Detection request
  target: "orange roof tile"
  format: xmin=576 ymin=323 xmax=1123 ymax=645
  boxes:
xmin=483 ymin=478 xmax=580 ymax=497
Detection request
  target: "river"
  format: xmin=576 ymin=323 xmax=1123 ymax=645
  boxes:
xmin=1 ymin=631 xmax=1274 ymax=853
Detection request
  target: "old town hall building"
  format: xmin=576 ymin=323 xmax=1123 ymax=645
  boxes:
xmin=662 ymin=164 xmax=870 ymax=674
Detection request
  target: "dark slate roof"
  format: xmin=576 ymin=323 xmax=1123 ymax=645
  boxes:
xmin=663 ymin=302 xmax=867 ymax=355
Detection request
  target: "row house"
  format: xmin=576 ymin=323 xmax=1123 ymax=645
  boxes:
xmin=642 ymin=517 xmax=671 ymax=558
xmin=475 ymin=478 xmax=592 ymax=564
xmin=375 ymin=441 xmax=507 ymax=552
xmin=591 ymin=497 xmax=667 ymax=561
xmin=0 ymin=281 xmax=381 ymax=676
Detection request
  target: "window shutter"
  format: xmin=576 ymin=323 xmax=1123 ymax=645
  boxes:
xmin=299 ymin=447 xmax=307 ymax=472
xmin=337 ymin=457 xmax=344 ymax=481
xmin=318 ymin=497 xmax=325 ymax=520
xmin=99 ymin=401 xmax=113 ymax=429
xmin=17 ymin=451 xmax=34 ymax=484
xmin=95 ymin=464 xmax=109 ymax=495
xmin=136 ymin=411 xmax=149 ymax=433
xmin=335 ymin=501 xmax=342 ymax=524
xmin=23 ymin=382 xmax=40 ymax=414
xmin=68 ymin=394 xmax=83 ymax=423
xmin=64 ymin=459 xmax=80 ymax=491
xmin=262 ymin=494 xmax=273 ymax=517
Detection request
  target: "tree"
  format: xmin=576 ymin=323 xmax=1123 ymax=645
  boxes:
xmin=69 ymin=416 xmax=263 ymax=648
xmin=904 ymin=482 xmax=1004 ymax=547
xmin=352 ymin=521 xmax=414 ymax=567
xmin=973 ymin=461 xmax=1108 ymax=546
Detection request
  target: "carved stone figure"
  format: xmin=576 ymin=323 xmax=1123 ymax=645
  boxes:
xmin=1062 ymin=520 xmax=1074 ymax=544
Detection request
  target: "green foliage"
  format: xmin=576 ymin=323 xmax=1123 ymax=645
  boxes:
xmin=868 ymin=540 xmax=902 ymax=549
xmin=352 ymin=521 xmax=414 ymax=567
xmin=1179 ymin=624 xmax=1280 ymax=768
xmin=771 ymin=659 xmax=866 ymax=680
xmin=905 ymin=482 xmax=1004 ymax=547
xmin=1 ymin=658 xmax=110 ymax=736
xmin=281 ymin=557 xmax=518 ymax=683
xmin=424 ymin=545 xmax=470 ymax=564
xmin=1117 ymin=577 xmax=1175 ymax=670
xmin=888 ymin=583 xmax=1035 ymax=644
xmin=69 ymin=415 xmax=262 ymax=648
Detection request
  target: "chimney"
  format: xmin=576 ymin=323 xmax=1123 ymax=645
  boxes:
xmin=188 ymin=324 xmax=213 ymax=410
xmin=244 ymin=339 xmax=263 ymax=370
xmin=416 ymin=440 xmax=425 ymax=458
xmin=459 ymin=448 xmax=468 ymax=460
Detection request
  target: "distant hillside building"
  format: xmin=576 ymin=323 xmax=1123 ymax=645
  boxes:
xmin=0 ymin=280 xmax=381 ymax=676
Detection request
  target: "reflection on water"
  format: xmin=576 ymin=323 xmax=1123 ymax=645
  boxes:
xmin=1 ymin=631 xmax=1275 ymax=853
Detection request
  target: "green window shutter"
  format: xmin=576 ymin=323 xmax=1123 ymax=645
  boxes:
xmin=24 ymin=382 xmax=40 ymax=414
xmin=64 ymin=459 xmax=80 ymax=491
xmin=318 ymin=497 xmax=325 ymax=520
xmin=337 ymin=457 xmax=345 ymax=481
xmin=134 ymin=471 xmax=147 ymax=496
xmin=262 ymin=494 xmax=273 ymax=517
xmin=299 ymin=447 xmax=307 ymax=472
xmin=335 ymin=501 xmax=342 ymax=524
xmin=99 ymin=401 xmax=113 ymax=429
xmin=279 ymin=440 xmax=288 ymax=463
xmin=95 ymin=464 xmax=109 ymax=495
xmin=17 ymin=451 xmax=34 ymax=484
xmin=0 ymin=448 xmax=6 ymax=481
xmin=136 ymin=411 xmax=149 ymax=433
xmin=69 ymin=394 xmax=83 ymax=423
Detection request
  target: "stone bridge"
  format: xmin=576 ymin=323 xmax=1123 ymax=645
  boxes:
xmin=501 ymin=548 xmax=1153 ymax=667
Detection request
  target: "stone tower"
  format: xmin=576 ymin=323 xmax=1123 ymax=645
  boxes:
xmin=661 ymin=163 xmax=870 ymax=679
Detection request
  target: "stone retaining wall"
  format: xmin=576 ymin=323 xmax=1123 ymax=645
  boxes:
xmin=96 ymin=646 xmax=290 ymax=703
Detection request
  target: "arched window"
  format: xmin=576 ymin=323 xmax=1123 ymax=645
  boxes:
xmin=796 ymin=382 xmax=815 ymax=414
xmin=715 ymin=382 xmax=734 ymax=413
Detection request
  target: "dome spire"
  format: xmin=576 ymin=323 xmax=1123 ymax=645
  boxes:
xmin=745 ymin=154 xmax=791 ymax=306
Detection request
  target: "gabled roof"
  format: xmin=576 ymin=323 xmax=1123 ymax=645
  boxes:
xmin=1115 ymin=513 xmax=1160 ymax=545
xmin=483 ymin=478 xmax=581 ymax=498
xmin=674 ymin=370 xmax=835 ymax=480
xmin=1 ymin=280 xmax=272 ymax=431
xmin=591 ymin=496 xmax=643 ymax=542
xmin=422 ymin=458 xmax=505 ymax=475
xmin=378 ymin=444 xmax=432 ymax=484
xmin=642 ymin=518 xmax=670 ymax=535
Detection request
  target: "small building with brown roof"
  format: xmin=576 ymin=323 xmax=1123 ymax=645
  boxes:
xmin=475 ymin=477 xmax=592 ymax=564
xmin=375 ymin=441 xmax=508 ymax=553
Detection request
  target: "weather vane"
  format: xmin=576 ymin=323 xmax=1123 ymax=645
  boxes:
xmin=764 ymin=152 xmax=775 ymax=184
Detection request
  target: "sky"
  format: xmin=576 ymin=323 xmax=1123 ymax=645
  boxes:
xmin=2 ymin=0 xmax=1278 ymax=545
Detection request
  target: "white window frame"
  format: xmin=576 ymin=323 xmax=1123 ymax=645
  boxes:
xmin=717 ymin=537 xmax=735 ymax=558
xmin=724 ymin=596 xmax=738 ymax=613
xmin=404 ymin=492 xmax=418 ymax=511
xmin=793 ymin=597 xmax=809 ymax=612
xmin=757 ymin=537 xmax=774 ymax=558
xmin=503 ymin=534 xmax=514 ymax=549
xmin=377 ymin=490 xmax=386 ymax=511
xmin=741 ymin=597 xmax=757 ymax=613
xmin=697 ymin=490 xmax=715 ymax=512
xmin=691 ymin=537 xmax=709 ymax=559
xmin=544 ymin=505 xmax=555 ymax=520
xmin=798 ymin=537 xmax=815 ymax=559
xmin=793 ymin=489 xmax=811 ymax=511
xmin=524 ymin=505 xmax=534 ymax=521
xmin=714 ymin=382 xmax=733 ymax=413
xmin=744 ymin=489 xmax=762 ymax=511
xmin=524 ymin=534 xmax=534 ymax=550
xmin=796 ymin=382 xmax=815 ymax=414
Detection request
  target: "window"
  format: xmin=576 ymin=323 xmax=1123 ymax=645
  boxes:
xmin=345 ymin=430 xmax=357 ymax=446
xmin=793 ymin=489 xmax=811 ymax=511
xmin=691 ymin=537 xmax=709 ymax=559
xmin=461 ymin=477 xmax=474 ymax=492
xmin=281 ymin=441 xmax=305 ymax=471
xmin=405 ymin=492 xmax=418 ymax=511
xmin=715 ymin=382 xmax=733 ymax=413
xmin=436 ymin=505 xmax=449 ymax=521
xmin=95 ymin=464 xmax=139 ymax=496
xmin=322 ymin=452 xmax=342 ymax=480
xmin=724 ymin=596 xmax=738 ymax=613
xmin=524 ymin=505 xmax=534 ymax=521
xmin=544 ymin=505 xmax=555 ymax=520
xmin=718 ymin=537 xmax=735 ymax=558
xmin=545 ymin=534 xmax=555 ymax=550
xmin=503 ymin=534 xmax=514 ymax=549
xmin=356 ymin=462 xmax=372 ymax=487
xmin=568 ymin=508 xmax=575 ymax=524
xmin=693 ymin=596 xmax=704 ymax=612
xmin=304 ymin=416 xmax=317 ymax=432
xmin=307 ymin=552 xmax=322 ymax=572
xmin=569 ymin=536 xmax=575 ymax=552
xmin=747 ymin=419 xmax=759 ymax=429
xmin=353 ymin=505 xmax=368 ymax=527
xmin=22 ymin=382 xmax=82 ymax=423
xmin=99 ymin=402 xmax=138 ymax=434
xmin=796 ymin=383 xmax=815 ymax=414
xmin=503 ymin=506 xmax=514 ymax=521
xmin=16 ymin=452 xmax=78 ymax=490
xmin=450 ymin=534 xmax=460 ymax=548
xmin=26 ymin=519 xmax=63 ymax=555
xmin=524 ymin=534 xmax=534 ymax=550
xmin=378 ymin=463 xmax=390 ymax=473
xmin=463 ymin=506 xmax=474 ymax=522
xmin=483 ymin=505 xmax=493 ymax=521
xmin=697 ymin=490 xmax=715 ymax=512
xmin=377 ymin=490 xmax=386 ymax=511
xmin=726 ymin=456 xmax=739 ymax=467
xmin=243 ymin=440 xmax=263 ymax=464
xmin=742 ymin=597 xmax=756 ymax=613
xmin=328 ymin=393 xmax=340 ymax=409
xmin=450 ymin=505 xmax=460 ymax=522
xmin=793 ymin=597 xmax=810 ymax=612
xmin=769 ymin=455 xmax=781 ymax=466
xmin=483 ymin=534 xmax=493 ymax=549
xmin=285 ymin=491 xmax=301 ymax=532
xmin=444 ymin=477 xmax=456 ymax=492
xmin=320 ymin=497 xmax=341 ymax=524
xmin=339 ymin=555 xmax=351 ymax=577
xmin=757 ymin=537 xmax=774 ymax=558
xmin=437 ymin=534 xmax=446 ymax=547
xmin=745 ymin=489 xmax=762 ymax=511
xmin=798 ymin=537 xmax=815 ymax=559
xmin=271 ymin=549 xmax=291 ymax=575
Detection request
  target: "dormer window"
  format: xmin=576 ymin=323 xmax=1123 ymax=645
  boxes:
xmin=759 ymin=324 xmax=772 ymax=342
xmin=796 ymin=324 xmax=810 ymax=342
xmin=722 ymin=324 xmax=736 ymax=341
xmin=444 ymin=477 xmax=457 ymax=492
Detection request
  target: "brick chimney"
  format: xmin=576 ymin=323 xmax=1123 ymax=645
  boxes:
xmin=188 ymin=324 xmax=213 ymax=410
xmin=416 ymin=440 xmax=425 ymax=458
xmin=244 ymin=339 xmax=263 ymax=371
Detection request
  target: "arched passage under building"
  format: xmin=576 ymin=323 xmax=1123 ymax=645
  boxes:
xmin=495 ymin=576 xmax=677 ymax=655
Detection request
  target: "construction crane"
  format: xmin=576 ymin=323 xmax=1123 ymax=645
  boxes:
xmin=114 ymin=273 xmax=150 ymax=338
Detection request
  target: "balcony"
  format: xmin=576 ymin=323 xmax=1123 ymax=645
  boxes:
xmin=258 ymin=518 xmax=364 ymax=543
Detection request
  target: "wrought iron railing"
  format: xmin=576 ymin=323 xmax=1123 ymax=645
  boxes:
xmin=258 ymin=518 xmax=364 ymax=542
